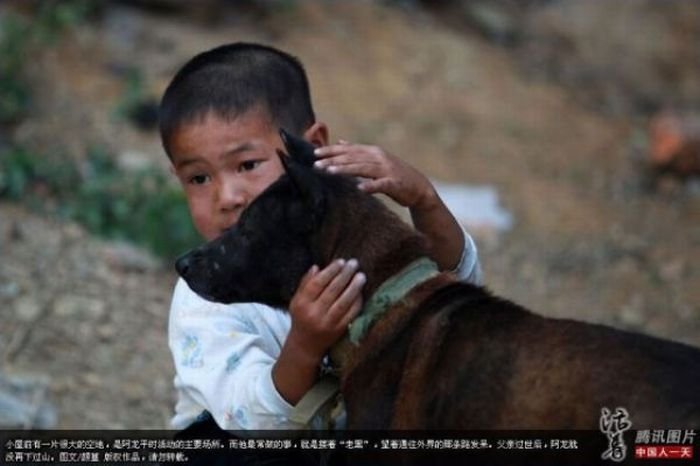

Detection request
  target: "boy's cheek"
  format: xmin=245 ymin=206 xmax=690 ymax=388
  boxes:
xmin=186 ymin=198 xmax=217 ymax=240
xmin=192 ymin=218 xmax=218 ymax=241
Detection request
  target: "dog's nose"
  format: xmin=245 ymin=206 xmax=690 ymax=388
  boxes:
xmin=175 ymin=254 xmax=192 ymax=277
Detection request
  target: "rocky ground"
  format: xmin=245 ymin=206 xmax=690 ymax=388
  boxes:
xmin=1 ymin=0 xmax=699 ymax=428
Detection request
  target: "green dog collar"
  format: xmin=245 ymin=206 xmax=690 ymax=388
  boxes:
xmin=348 ymin=257 xmax=439 ymax=345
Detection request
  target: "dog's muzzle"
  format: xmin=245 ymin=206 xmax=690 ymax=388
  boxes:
xmin=175 ymin=252 xmax=195 ymax=278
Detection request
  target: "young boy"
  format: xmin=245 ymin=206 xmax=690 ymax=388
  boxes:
xmin=160 ymin=43 xmax=482 ymax=433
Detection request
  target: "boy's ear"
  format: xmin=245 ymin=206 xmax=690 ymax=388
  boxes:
xmin=304 ymin=121 xmax=329 ymax=148
xmin=279 ymin=128 xmax=317 ymax=167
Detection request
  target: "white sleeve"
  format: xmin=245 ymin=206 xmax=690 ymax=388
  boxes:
xmin=451 ymin=228 xmax=483 ymax=285
xmin=168 ymin=278 xmax=304 ymax=432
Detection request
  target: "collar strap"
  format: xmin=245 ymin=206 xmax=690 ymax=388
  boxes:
xmin=348 ymin=257 xmax=439 ymax=345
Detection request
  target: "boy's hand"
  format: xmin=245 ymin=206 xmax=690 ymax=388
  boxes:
xmin=287 ymin=259 xmax=366 ymax=362
xmin=313 ymin=141 xmax=440 ymax=213
xmin=313 ymin=140 xmax=466 ymax=273
xmin=273 ymin=259 xmax=365 ymax=405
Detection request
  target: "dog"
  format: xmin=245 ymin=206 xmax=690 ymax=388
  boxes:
xmin=176 ymin=129 xmax=700 ymax=433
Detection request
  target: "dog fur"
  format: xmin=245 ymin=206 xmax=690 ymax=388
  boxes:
xmin=176 ymin=130 xmax=700 ymax=431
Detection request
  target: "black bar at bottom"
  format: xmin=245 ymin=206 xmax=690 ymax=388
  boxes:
xmin=1 ymin=429 xmax=696 ymax=465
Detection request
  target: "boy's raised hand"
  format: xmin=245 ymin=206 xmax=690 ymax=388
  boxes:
xmin=313 ymin=140 xmax=466 ymax=273
xmin=313 ymin=141 xmax=438 ymax=211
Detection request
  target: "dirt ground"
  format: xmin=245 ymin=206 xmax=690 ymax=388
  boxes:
xmin=1 ymin=1 xmax=699 ymax=428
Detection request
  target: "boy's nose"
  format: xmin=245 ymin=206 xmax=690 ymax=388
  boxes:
xmin=219 ymin=179 xmax=247 ymax=212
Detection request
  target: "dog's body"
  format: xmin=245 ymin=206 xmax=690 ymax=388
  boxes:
xmin=176 ymin=130 xmax=700 ymax=431
xmin=337 ymin=275 xmax=700 ymax=430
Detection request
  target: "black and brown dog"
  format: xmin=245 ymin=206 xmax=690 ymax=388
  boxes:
xmin=176 ymin=129 xmax=700 ymax=432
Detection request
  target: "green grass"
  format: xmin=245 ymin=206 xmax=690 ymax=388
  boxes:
xmin=1 ymin=1 xmax=200 ymax=259
xmin=0 ymin=13 xmax=32 ymax=124
xmin=0 ymin=145 xmax=201 ymax=259
xmin=0 ymin=0 xmax=97 ymax=124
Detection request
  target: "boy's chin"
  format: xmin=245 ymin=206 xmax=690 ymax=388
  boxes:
xmin=199 ymin=230 xmax=223 ymax=242
xmin=191 ymin=223 xmax=229 ymax=242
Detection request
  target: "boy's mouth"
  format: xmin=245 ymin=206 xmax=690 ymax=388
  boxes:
xmin=219 ymin=217 xmax=239 ymax=234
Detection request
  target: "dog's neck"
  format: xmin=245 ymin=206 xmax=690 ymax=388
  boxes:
xmin=329 ymin=261 xmax=451 ymax=379
xmin=316 ymin=189 xmax=432 ymax=300
xmin=319 ymin=187 xmax=438 ymax=372
xmin=358 ymin=233 xmax=430 ymax=298
xmin=347 ymin=256 xmax=439 ymax=344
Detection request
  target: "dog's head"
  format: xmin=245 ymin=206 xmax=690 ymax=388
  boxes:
xmin=175 ymin=129 xmax=335 ymax=307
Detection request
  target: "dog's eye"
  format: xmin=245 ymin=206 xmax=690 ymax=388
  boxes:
xmin=189 ymin=174 xmax=210 ymax=185
xmin=238 ymin=160 xmax=262 ymax=173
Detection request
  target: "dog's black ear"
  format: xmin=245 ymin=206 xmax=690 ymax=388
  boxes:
xmin=276 ymin=149 xmax=325 ymax=223
xmin=279 ymin=128 xmax=316 ymax=167
xmin=277 ymin=128 xmax=324 ymax=219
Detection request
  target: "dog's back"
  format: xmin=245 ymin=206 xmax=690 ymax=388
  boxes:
xmin=342 ymin=280 xmax=700 ymax=430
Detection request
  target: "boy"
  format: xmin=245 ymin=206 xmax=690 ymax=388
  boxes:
xmin=160 ymin=42 xmax=482 ymax=433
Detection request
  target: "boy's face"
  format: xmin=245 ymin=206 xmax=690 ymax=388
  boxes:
xmin=169 ymin=110 xmax=288 ymax=241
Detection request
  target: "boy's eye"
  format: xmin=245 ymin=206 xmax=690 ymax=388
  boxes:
xmin=238 ymin=160 xmax=262 ymax=173
xmin=189 ymin=174 xmax=210 ymax=185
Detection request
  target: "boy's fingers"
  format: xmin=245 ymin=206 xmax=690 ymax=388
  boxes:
xmin=319 ymin=161 xmax=384 ymax=178
xmin=314 ymin=144 xmax=350 ymax=157
xmin=339 ymin=294 xmax=364 ymax=329
xmin=304 ymin=259 xmax=346 ymax=300
xmin=320 ymin=259 xmax=360 ymax=302
xmin=358 ymin=178 xmax=392 ymax=194
xmin=314 ymin=144 xmax=376 ymax=157
xmin=298 ymin=264 xmax=319 ymax=290
xmin=327 ymin=272 xmax=366 ymax=325
xmin=314 ymin=150 xmax=392 ymax=175
xmin=325 ymin=155 xmax=383 ymax=168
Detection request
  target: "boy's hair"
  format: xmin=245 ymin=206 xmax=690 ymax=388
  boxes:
xmin=159 ymin=42 xmax=316 ymax=157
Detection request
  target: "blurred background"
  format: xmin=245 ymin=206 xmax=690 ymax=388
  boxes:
xmin=1 ymin=0 xmax=699 ymax=429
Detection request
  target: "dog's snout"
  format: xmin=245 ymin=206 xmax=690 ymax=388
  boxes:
xmin=175 ymin=253 xmax=193 ymax=277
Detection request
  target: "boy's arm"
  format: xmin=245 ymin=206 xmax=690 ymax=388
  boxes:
xmin=169 ymin=279 xmax=305 ymax=431
xmin=408 ymin=186 xmax=467 ymax=271
xmin=273 ymin=259 xmax=365 ymax=404
xmin=410 ymin=192 xmax=482 ymax=284
xmin=314 ymin=141 xmax=481 ymax=281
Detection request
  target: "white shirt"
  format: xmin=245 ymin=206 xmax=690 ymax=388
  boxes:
xmin=168 ymin=230 xmax=482 ymax=431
